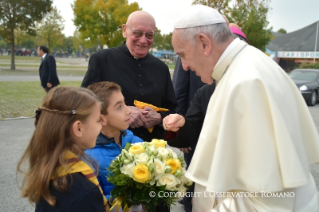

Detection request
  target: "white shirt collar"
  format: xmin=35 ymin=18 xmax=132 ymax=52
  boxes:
xmin=42 ymin=53 xmax=47 ymax=59
xmin=214 ymin=38 xmax=240 ymax=68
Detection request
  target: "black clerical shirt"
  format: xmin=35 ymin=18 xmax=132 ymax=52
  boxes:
xmin=82 ymin=42 xmax=177 ymax=141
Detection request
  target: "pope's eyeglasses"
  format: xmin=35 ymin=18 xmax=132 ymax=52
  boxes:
xmin=126 ymin=25 xmax=156 ymax=40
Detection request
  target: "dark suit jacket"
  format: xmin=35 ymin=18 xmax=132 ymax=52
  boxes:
xmin=172 ymin=57 xmax=205 ymax=116
xmin=39 ymin=54 xmax=60 ymax=88
xmin=166 ymin=82 xmax=216 ymax=148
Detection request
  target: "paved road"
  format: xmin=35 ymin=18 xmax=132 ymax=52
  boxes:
xmin=1 ymin=98 xmax=319 ymax=212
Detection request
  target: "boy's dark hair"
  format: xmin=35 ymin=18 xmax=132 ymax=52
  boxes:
xmin=39 ymin=46 xmax=49 ymax=54
xmin=87 ymin=81 xmax=121 ymax=115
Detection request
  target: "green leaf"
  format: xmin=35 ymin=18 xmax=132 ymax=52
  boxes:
xmin=124 ymin=142 xmax=132 ymax=150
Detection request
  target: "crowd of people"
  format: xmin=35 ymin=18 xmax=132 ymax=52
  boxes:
xmin=17 ymin=5 xmax=319 ymax=212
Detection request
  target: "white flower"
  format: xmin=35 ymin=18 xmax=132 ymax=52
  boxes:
xmin=156 ymin=173 xmax=181 ymax=191
xmin=175 ymin=185 xmax=188 ymax=198
xmin=157 ymin=147 xmax=169 ymax=160
xmin=153 ymin=158 xmax=165 ymax=175
xmin=122 ymin=149 xmax=134 ymax=161
xmin=135 ymin=152 xmax=150 ymax=165
xmin=181 ymin=167 xmax=187 ymax=174
xmin=147 ymin=145 xmax=158 ymax=156
xmin=166 ymin=147 xmax=177 ymax=159
xmin=120 ymin=163 xmax=135 ymax=178
xmin=131 ymin=142 xmax=144 ymax=146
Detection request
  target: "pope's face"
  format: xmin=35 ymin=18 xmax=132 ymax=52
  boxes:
xmin=123 ymin=17 xmax=155 ymax=58
xmin=172 ymin=30 xmax=214 ymax=84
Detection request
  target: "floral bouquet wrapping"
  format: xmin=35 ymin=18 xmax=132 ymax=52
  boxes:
xmin=107 ymin=139 xmax=192 ymax=212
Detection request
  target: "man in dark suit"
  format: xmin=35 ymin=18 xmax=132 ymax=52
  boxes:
xmin=37 ymin=46 xmax=60 ymax=92
xmin=172 ymin=57 xmax=204 ymax=212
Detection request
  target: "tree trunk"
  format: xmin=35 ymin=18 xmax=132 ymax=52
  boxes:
xmin=10 ymin=29 xmax=15 ymax=70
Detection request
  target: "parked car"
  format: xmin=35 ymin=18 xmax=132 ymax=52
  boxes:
xmin=289 ymin=69 xmax=319 ymax=106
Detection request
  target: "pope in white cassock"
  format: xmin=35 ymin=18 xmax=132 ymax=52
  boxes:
xmin=167 ymin=4 xmax=319 ymax=212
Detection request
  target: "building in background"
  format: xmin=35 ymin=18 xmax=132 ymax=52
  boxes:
xmin=266 ymin=21 xmax=319 ymax=72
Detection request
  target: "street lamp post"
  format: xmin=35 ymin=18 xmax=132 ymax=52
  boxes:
xmin=313 ymin=21 xmax=318 ymax=69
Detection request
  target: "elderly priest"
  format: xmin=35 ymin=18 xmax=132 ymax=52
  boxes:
xmin=169 ymin=4 xmax=319 ymax=212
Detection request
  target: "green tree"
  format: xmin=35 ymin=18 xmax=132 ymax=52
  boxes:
xmin=152 ymin=27 xmax=164 ymax=49
xmin=21 ymin=38 xmax=35 ymax=49
xmin=14 ymin=27 xmax=33 ymax=48
xmin=72 ymin=30 xmax=89 ymax=56
xmin=72 ymin=0 xmax=140 ymax=48
xmin=0 ymin=0 xmax=52 ymax=69
xmin=192 ymin=0 xmax=231 ymax=15
xmin=277 ymin=28 xmax=287 ymax=34
xmin=231 ymin=0 xmax=272 ymax=51
xmin=0 ymin=36 xmax=9 ymax=49
xmin=63 ymin=36 xmax=75 ymax=53
xmin=37 ymin=6 xmax=65 ymax=52
xmin=162 ymin=33 xmax=173 ymax=51
xmin=192 ymin=0 xmax=273 ymax=51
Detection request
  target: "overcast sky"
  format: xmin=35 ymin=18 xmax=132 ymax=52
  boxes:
xmin=53 ymin=0 xmax=319 ymax=37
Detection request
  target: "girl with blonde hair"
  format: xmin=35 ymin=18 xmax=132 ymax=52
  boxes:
xmin=17 ymin=86 xmax=108 ymax=212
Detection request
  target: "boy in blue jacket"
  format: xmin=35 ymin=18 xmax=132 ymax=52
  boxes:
xmin=85 ymin=81 xmax=143 ymax=201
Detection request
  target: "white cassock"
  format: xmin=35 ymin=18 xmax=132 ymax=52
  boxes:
xmin=186 ymin=38 xmax=319 ymax=212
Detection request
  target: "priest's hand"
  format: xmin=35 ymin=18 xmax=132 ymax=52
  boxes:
xmin=179 ymin=147 xmax=192 ymax=153
xmin=163 ymin=114 xmax=185 ymax=132
xmin=142 ymin=106 xmax=162 ymax=128
xmin=128 ymin=106 xmax=147 ymax=129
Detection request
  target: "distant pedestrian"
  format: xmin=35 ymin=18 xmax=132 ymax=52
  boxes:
xmin=37 ymin=46 xmax=60 ymax=92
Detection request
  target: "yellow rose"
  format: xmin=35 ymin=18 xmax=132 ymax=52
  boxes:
xmin=129 ymin=144 xmax=145 ymax=155
xmin=166 ymin=159 xmax=181 ymax=174
xmin=132 ymin=164 xmax=151 ymax=183
xmin=150 ymin=139 xmax=167 ymax=148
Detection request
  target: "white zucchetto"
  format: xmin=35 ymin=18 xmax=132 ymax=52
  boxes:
xmin=174 ymin=5 xmax=226 ymax=29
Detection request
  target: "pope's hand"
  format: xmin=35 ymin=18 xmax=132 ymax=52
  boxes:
xmin=141 ymin=106 xmax=161 ymax=129
xmin=163 ymin=114 xmax=185 ymax=132
xmin=128 ymin=106 xmax=147 ymax=129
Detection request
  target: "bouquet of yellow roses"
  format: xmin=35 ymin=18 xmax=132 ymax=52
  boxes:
xmin=107 ymin=139 xmax=192 ymax=212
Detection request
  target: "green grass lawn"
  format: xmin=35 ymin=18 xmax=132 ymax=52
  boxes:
xmin=0 ymin=64 xmax=87 ymax=68
xmin=168 ymin=65 xmax=175 ymax=69
xmin=0 ymin=68 xmax=87 ymax=76
xmin=0 ymin=55 xmax=40 ymax=61
xmin=0 ymin=81 xmax=81 ymax=120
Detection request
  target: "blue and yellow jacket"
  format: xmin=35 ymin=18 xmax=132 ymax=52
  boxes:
xmin=85 ymin=130 xmax=143 ymax=200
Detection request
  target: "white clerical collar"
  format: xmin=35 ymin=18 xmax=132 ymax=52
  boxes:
xmin=42 ymin=53 xmax=47 ymax=59
xmin=212 ymin=38 xmax=247 ymax=83
xmin=214 ymin=38 xmax=240 ymax=69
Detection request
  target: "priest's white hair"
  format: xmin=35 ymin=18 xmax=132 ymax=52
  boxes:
xmin=176 ymin=23 xmax=234 ymax=46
